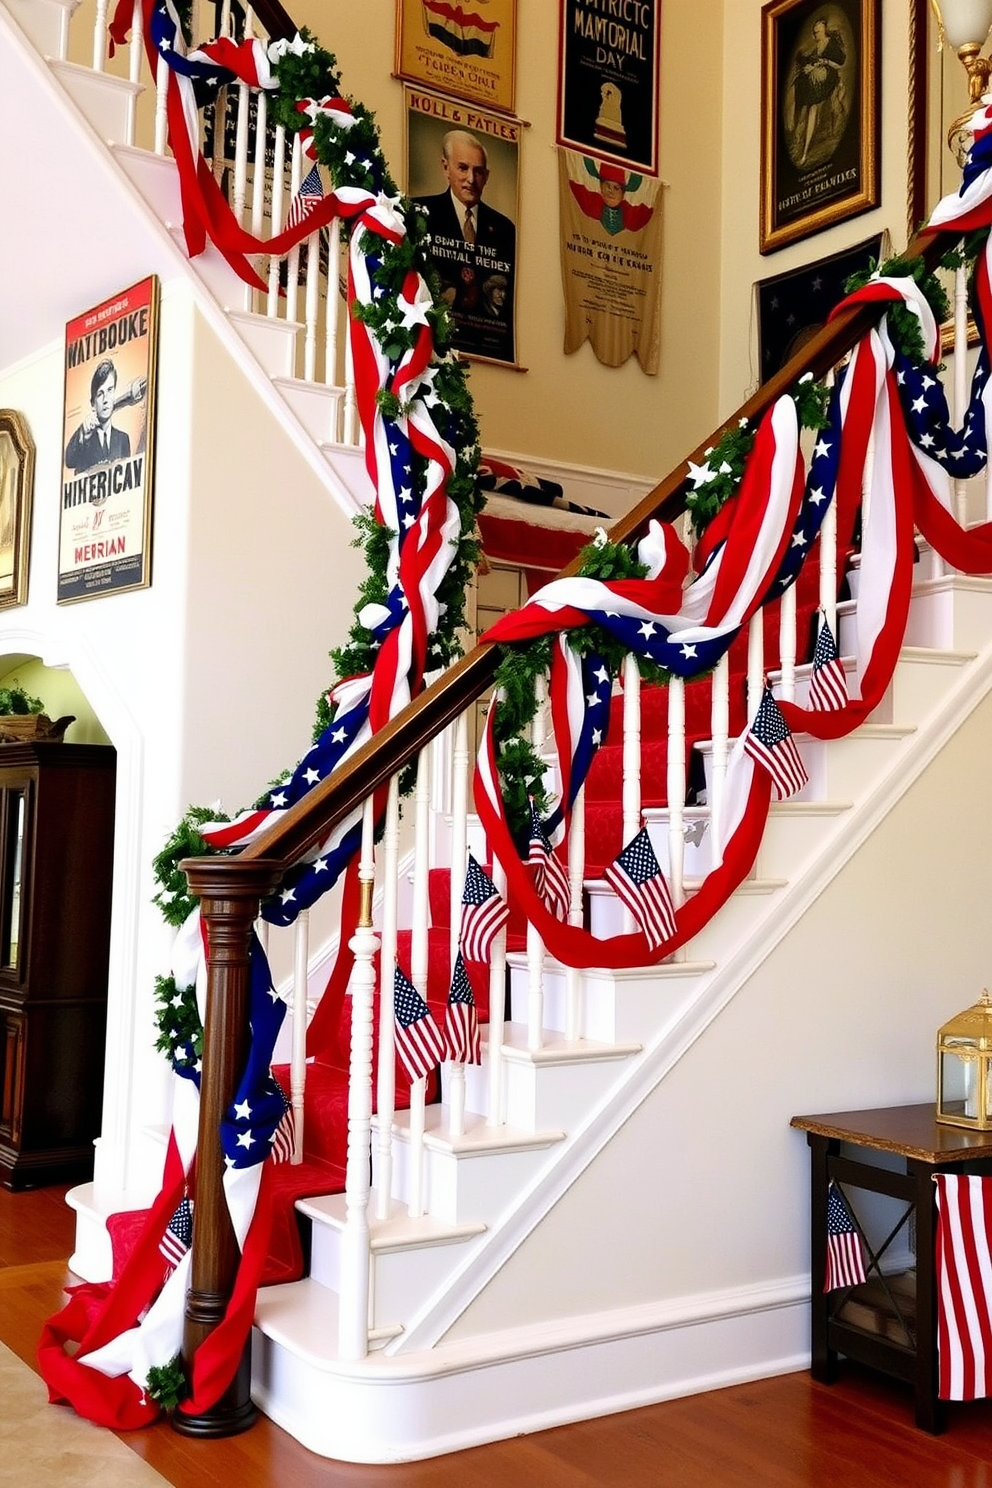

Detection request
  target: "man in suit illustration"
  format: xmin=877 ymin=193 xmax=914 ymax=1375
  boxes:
xmin=64 ymin=359 xmax=132 ymax=472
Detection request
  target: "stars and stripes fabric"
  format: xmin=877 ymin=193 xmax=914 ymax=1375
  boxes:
xmin=808 ymin=615 xmax=849 ymax=712
xmin=744 ymin=687 xmax=808 ymax=801
xmin=423 ymin=0 xmax=500 ymax=57
xmin=824 ymin=1181 xmax=867 ymax=1292
xmin=286 ymin=163 xmax=324 ymax=231
xmin=393 ymin=967 xmax=446 ymax=1082
xmin=444 ymin=953 xmax=481 ymax=1065
xmin=159 ymin=1196 xmax=193 ymax=1271
xmin=603 ymin=827 xmax=677 ymax=951
xmin=934 ymin=1173 xmax=992 ymax=1400
xmin=269 ymin=1101 xmax=296 ymax=1165
xmin=528 ymin=798 xmax=571 ymax=921
xmin=459 ymin=854 xmax=509 ymax=962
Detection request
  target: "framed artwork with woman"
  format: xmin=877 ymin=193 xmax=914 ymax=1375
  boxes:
xmin=760 ymin=0 xmax=880 ymax=254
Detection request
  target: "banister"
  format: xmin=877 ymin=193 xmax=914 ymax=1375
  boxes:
xmin=189 ymin=227 xmax=947 ymax=877
xmin=247 ymin=0 xmax=296 ymax=41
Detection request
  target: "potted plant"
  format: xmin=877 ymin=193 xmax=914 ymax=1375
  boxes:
xmin=0 ymin=683 xmax=73 ymax=742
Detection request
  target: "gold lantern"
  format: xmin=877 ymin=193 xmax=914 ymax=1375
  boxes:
xmin=936 ymin=990 xmax=992 ymax=1129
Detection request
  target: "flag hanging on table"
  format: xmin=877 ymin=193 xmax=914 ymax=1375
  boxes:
xmin=393 ymin=966 xmax=446 ymax=1082
xmin=527 ymin=798 xmax=571 ymax=920
xmin=285 ymin=163 xmax=324 ymax=232
xmin=459 ymin=854 xmax=509 ymax=962
xmin=934 ymin=1172 xmax=992 ymax=1400
xmin=809 ymin=615 xmax=849 ymax=713
xmin=603 ymin=826 xmax=676 ymax=951
xmin=824 ymin=1181 xmax=867 ymax=1292
xmin=445 ymin=952 xmax=482 ymax=1065
xmin=744 ymin=686 xmax=808 ymax=801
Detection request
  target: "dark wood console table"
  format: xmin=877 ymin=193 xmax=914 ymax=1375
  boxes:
xmin=791 ymin=1103 xmax=992 ymax=1432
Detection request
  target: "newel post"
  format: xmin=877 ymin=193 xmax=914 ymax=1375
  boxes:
xmin=171 ymin=856 xmax=283 ymax=1440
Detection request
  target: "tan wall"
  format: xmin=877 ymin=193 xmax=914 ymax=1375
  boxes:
xmin=295 ymin=0 xmax=725 ymax=486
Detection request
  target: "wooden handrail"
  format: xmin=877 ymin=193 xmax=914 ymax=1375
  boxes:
xmin=205 ymin=227 xmax=947 ymax=876
xmin=248 ymin=0 xmax=297 ymax=41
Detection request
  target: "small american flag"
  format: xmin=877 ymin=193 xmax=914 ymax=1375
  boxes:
xmin=394 ymin=966 xmax=446 ymax=1082
xmin=809 ymin=615 xmax=849 ymax=712
xmin=935 ymin=1173 xmax=992 ymax=1399
xmin=285 ymin=163 xmax=324 ymax=231
xmin=269 ymin=1098 xmax=296 ymax=1164
xmin=445 ymin=952 xmax=481 ymax=1064
xmin=459 ymin=854 xmax=509 ymax=962
xmin=603 ymin=827 xmax=676 ymax=951
xmin=527 ymin=799 xmax=570 ymax=920
xmin=744 ymin=686 xmax=808 ymax=800
xmin=160 ymin=1195 xmax=193 ymax=1271
xmin=824 ymin=1181 xmax=867 ymax=1292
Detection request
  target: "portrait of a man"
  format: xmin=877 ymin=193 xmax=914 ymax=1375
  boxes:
xmin=64 ymin=359 xmax=133 ymax=473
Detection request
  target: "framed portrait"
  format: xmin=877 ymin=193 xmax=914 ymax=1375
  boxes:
xmin=406 ymin=87 xmax=520 ymax=367
xmin=395 ymin=0 xmax=517 ymax=116
xmin=760 ymin=0 xmax=880 ymax=255
xmin=755 ymin=230 xmax=887 ymax=379
xmin=58 ymin=276 xmax=159 ymax=604
xmin=0 ymin=411 xmax=34 ymax=610
xmin=556 ymin=0 xmax=661 ymax=178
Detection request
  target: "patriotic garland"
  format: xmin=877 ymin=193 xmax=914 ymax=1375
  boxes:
xmin=41 ymin=4 xmax=488 ymax=1430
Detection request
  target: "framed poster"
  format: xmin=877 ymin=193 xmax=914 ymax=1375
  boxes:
xmin=760 ymin=0 xmax=880 ymax=254
xmin=395 ymin=0 xmax=518 ymax=115
xmin=556 ymin=0 xmax=661 ymax=178
xmin=406 ymin=87 xmax=520 ymax=366
xmin=59 ymin=276 xmax=159 ymax=604
xmin=755 ymin=230 xmax=886 ymax=378
xmin=0 ymin=410 xmax=34 ymax=610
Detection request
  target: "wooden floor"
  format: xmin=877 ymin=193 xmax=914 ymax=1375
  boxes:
xmin=6 ymin=1184 xmax=992 ymax=1486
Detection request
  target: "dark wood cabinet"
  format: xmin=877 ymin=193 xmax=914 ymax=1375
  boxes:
xmin=0 ymin=742 xmax=116 ymax=1189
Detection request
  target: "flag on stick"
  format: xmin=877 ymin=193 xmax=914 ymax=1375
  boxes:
xmin=269 ymin=1099 xmax=296 ymax=1165
xmin=393 ymin=967 xmax=446 ymax=1082
xmin=159 ymin=1196 xmax=193 ymax=1272
xmin=445 ymin=953 xmax=482 ymax=1064
xmin=935 ymin=1173 xmax=992 ymax=1400
xmin=809 ymin=615 xmax=849 ymax=712
xmin=824 ymin=1181 xmax=867 ymax=1292
xmin=744 ymin=686 xmax=808 ymax=800
xmin=459 ymin=854 xmax=509 ymax=962
xmin=603 ymin=827 xmax=676 ymax=950
xmin=285 ymin=163 xmax=324 ymax=231
xmin=527 ymin=799 xmax=571 ymax=920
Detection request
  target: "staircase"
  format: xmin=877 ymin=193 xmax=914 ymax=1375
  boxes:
xmin=12 ymin=0 xmax=992 ymax=1466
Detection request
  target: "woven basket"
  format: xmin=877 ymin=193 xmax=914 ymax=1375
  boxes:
xmin=0 ymin=713 xmax=75 ymax=743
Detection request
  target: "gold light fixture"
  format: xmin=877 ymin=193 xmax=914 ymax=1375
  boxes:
xmin=936 ymin=989 xmax=992 ymax=1129
xmin=931 ymin=0 xmax=992 ymax=161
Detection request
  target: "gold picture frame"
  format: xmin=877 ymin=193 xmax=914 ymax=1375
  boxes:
xmin=0 ymin=411 xmax=34 ymax=610
xmin=760 ymin=0 xmax=880 ymax=254
xmin=394 ymin=0 xmax=518 ymax=116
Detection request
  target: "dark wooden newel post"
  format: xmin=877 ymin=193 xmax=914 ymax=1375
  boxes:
xmin=171 ymin=856 xmax=283 ymax=1440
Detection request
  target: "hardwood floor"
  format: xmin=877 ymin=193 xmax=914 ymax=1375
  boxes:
xmin=5 ymin=1182 xmax=992 ymax=1486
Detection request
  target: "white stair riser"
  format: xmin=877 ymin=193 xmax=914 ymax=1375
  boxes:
xmin=7 ymin=0 xmax=76 ymax=59
xmin=51 ymin=60 xmax=140 ymax=144
xmin=275 ymin=380 xmax=344 ymax=443
xmin=873 ymin=655 xmax=972 ymax=727
xmin=114 ymin=146 xmax=183 ymax=227
xmin=383 ymin=1133 xmax=555 ymax=1227
xmin=755 ymin=807 xmax=850 ymax=879
xmin=226 ymin=310 xmax=302 ymax=379
xmin=308 ymin=1220 xmax=480 ymax=1331
xmin=798 ymin=730 xmax=910 ymax=801
xmin=904 ymin=582 xmax=992 ymax=652
xmin=461 ymin=1052 xmax=631 ymax=1132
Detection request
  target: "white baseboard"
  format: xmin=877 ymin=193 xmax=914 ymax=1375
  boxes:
xmin=251 ymin=1274 xmax=811 ymax=1463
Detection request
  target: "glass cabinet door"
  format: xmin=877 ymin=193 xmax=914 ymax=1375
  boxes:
xmin=0 ymin=788 xmax=27 ymax=974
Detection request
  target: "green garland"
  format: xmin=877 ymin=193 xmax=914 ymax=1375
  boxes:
xmin=146 ymin=1356 xmax=188 ymax=1411
xmin=843 ymin=249 xmax=957 ymax=366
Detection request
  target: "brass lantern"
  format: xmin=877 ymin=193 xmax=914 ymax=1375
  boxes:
xmin=936 ymin=990 xmax=992 ymax=1129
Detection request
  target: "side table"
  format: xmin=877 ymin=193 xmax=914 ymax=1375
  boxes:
xmin=791 ymin=1103 xmax=992 ymax=1432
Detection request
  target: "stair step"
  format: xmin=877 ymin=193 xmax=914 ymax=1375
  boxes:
xmin=254 ymin=1275 xmax=402 ymax=1358
xmin=50 ymin=57 xmax=141 ymax=144
xmin=273 ymin=374 xmax=346 ymax=443
xmin=227 ymin=307 xmax=303 ymax=378
xmin=6 ymin=0 xmax=75 ymax=60
xmin=507 ymin=952 xmax=716 ymax=1044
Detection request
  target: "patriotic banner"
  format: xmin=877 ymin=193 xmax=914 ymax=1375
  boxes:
xmin=935 ymin=1173 xmax=992 ymax=1400
xmin=395 ymin=0 xmax=518 ymax=114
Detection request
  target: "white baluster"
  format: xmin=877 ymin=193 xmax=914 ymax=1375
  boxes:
xmin=93 ymin=0 xmax=109 ymax=71
xmin=128 ymin=0 xmax=142 ymax=102
xmin=526 ymin=675 xmax=549 ymax=1053
xmin=344 ymin=321 xmax=358 ymax=445
xmin=954 ymin=264 xmax=969 ymax=537
xmin=154 ymin=52 xmax=169 ymax=156
xmin=250 ymin=89 xmax=267 ymax=238
xmin=709 ymin=654 xmax=730 ymax=867
xmin=818 ymin=375 xmax=839 ymax=634
xmin=376 ymin=776 xmax=400 ymax=1222
xmin=291 ymin=909 xmax=308 ymax=1163
xmin=304 ymin=229 xmax=321 ymax=381
xmin=565 ymin=786 xmax=585 ymax=1041
xmin=666 ymin=677 xmax=686 ymax=912
xmin=486 ymin=857 xmax=507 ymax=1126
xmin=325 ymin=218 xmax=342 ymax=399
xmin=407 ymin=747 xmax=432 ymax=1218
xmin=446 ymin=714 xmax=469 ymax=1138
xmin=620 ymin=655 xmax=641 ymax=934
xmin=267 ymin=125 xmax=287 ymax=317
xmin=338 ymin=797 xmax=377 ymax=1361
xmin=285 ymin=133 xmax=303 ymax=327
xmin=778 ymin=582 xmax=797 ymax=703
xmin=747 ymin=611 xmax=764 ymax=724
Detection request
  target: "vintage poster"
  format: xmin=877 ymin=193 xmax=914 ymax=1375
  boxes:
xmin=59 ymin=276 xmax=159 ymax=604
xmin=407 ymin=87 xmax=520 ymax=366
xmin=558 ymin=148 xmax=664 ymax=373
xmin=395 ymin=0 xmax=518 ymax=115
xmin=557 ymin=0 xmax=661 ymax=178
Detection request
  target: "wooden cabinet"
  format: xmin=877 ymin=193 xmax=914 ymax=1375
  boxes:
xmin=0 ymin=743 xmax=116 ymax=1189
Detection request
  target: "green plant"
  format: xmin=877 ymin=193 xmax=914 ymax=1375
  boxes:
xmin=0 ymin=683 xmax=44 ymax=716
